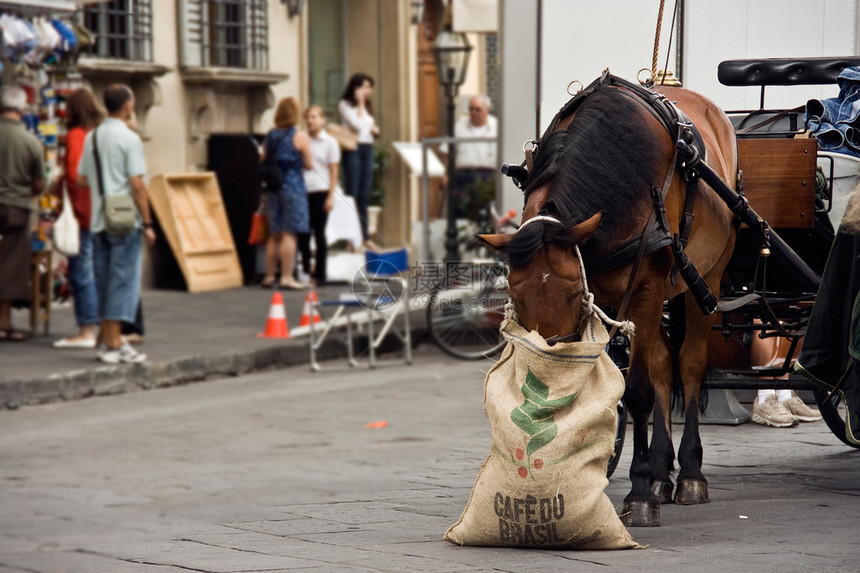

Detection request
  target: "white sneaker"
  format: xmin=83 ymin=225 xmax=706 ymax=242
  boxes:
xmin=53 ymin=337 xmax=97 ymax=349
xmin=782 ymin=392 xmax=823 ymax=422
xmin=99 ymin=343 xmax=147 ymax=364
xmin=752 ymin=395 xmax=798 ymax=428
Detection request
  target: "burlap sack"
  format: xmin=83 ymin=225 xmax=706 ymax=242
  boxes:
xmin=445 ymin=312 xmax=639 ymax=549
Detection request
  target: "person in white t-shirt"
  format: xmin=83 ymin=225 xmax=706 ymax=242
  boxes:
xmin=338 ymin=73 xmax=380 ymax=249
xmin=438 ymin=94 xmax=498 ymax=218
xmin=298 ymin=105 xmax=341 ymax=286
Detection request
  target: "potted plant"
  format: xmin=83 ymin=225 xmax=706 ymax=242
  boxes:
xmin=367 ymin=147 xmax=389 ymax=236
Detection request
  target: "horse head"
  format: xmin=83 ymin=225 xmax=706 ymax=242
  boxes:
xmin=479 ymin=212 xmax=602 ymax=341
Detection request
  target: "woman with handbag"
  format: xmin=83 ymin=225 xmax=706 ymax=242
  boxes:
xmin=338 ymin=73 xmax=380 ymax=250
xmin=52 ymin=88 xmax=103 ymax=349
xmin=260 ymin=97 xmax=314 ymax=289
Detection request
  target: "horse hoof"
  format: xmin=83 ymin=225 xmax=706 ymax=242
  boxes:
xmin=674 ymin=477 xmax=710 ymax=505
xmin=651 ymin=480 xmax=674 ymax=504
xmin=620 ymin=500 xmax=660 ymax=527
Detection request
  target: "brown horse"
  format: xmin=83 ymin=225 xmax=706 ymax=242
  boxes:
xmin=480 ymin=77 xmax=738 ymax=527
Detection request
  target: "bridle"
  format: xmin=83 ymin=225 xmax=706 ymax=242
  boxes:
xmin=510 ymin=215 xmax=635 ymax=345
xmin=503 ymin=70 xmax=722 ymax=342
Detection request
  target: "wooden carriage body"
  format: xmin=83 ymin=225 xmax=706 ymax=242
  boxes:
xmin=702 ymin=58 xmax=860 ymax=435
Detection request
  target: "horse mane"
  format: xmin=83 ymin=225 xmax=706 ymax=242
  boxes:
xmin=502 ymin=88 xmax=665 ymax=267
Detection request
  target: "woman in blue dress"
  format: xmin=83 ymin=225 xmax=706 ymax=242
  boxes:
xmin=261 ymin=97 xmax=313 ymax=289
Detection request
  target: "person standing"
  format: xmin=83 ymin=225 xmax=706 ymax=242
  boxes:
xmin=338 ymin=73 xmax=379 ymax=250
xmin=52 ymin=88 xmax=103 ymax=349
xmin=0 ymin=85 xmax=45 ymax=341
xmin=260 ymin=97 xmax=313 ymax=290
xmin=77 ymin=84 xmax=155 ymax=364
xmin=439 ymin=94 xmax=498 ymax=218
xmin=298 ymin=105 xmax=340 ymax=286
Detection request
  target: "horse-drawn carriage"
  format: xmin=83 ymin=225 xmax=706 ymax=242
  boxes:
xmin=486 ymin=56 xmax=860 ymax=528
xmin=702 ymin=57 xmax=859 ymax=447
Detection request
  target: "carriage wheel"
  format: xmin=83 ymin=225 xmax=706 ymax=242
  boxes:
xmin=606 ymin=333 xmax=631 ymax=478
xmin=813 ymin=388 xmax=860 ymax=448
xmin=607 ymin=399 xmax=628 ymax=478
xmin=426 ymin=288 xmax=507 ymax=360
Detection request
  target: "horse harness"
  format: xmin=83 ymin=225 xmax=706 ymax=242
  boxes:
xmin=503 ymin=70 xmax=720 ymax=329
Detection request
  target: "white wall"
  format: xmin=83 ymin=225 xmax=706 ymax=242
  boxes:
xmin=539 ymin=0 xmax=678 ymax=128
xmin=497 ymin=0 xmax=539 ymax=220
xmin=526 ymin=0 xmax=858 ymax=132
xmin=683 ymin=0 xmax=857 ymax=110
xmin=499 ymin=0 xmax=858 ymax=221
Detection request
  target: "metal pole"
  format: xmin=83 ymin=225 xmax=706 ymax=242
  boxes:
xmin=421 ymin=141 xmax=432 ymax=261
xmin=444 ymin=84 xmax=459 ymax=262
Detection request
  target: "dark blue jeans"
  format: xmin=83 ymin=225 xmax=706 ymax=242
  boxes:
xmin=92 ymin=229 xmax=142 ymax=323
xmin=67 ymin=230 xmax=100 ymax=327
xmin=342 ymin=143 xmax=374 ymax=241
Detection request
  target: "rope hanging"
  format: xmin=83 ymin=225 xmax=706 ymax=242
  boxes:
xmin=651 ymin=0 xmax=665 ymax=82
xmin=575 ymin=245 xmax=636 ymax=336
xmin=651 ymin=0 xmax=681 ymax=86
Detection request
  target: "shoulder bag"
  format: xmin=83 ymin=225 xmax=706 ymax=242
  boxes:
xmin=326 ymin=123 xmax=359 ymax=152
xmin=53 ymin=183 xmax=80 ymax=256
xmin=260 ymin=132 xmax=284 ymax=192
xmin=93 ymin=128 xmax=137 ymax=236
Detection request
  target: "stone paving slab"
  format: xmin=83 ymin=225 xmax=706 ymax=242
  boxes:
xmin=0 ymin=351 xmax=858 ymax=572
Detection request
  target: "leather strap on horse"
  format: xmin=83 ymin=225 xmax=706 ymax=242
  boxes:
xmin=608 ymin=151 xmax=677 ymax=338
xmin=505 ymin=71 xmax=721 ymax=331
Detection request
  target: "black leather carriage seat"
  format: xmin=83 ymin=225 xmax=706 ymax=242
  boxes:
xmin=718 ymin=57 xmax=860 ymax=87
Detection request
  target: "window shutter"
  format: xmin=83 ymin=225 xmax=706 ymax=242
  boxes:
xmin=178 ymin=0 xmax=204 ymax=67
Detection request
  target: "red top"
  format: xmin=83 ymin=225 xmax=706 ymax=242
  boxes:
xmin=63 ymin=126 xmax=91 ymax=230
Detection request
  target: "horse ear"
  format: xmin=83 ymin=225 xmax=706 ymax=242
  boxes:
xmin=476 ymin=233 xmax=514 ymax=251
xmin=570 ymin=212 xmax=603 ymax=244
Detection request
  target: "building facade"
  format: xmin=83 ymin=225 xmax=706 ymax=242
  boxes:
xmin=1 ymin=0 xmax=496 ymax=284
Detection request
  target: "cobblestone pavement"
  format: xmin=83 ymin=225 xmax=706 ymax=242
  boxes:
xmin=1 ymin=347 xmax=858 ymax=572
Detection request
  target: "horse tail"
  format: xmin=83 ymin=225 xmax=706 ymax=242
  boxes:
xmin=667 ymin=294 xmax=709 ymax=414
xmin=666 ymin=295 xmax=684 ymax=412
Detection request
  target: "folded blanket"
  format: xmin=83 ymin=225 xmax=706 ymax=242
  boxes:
xmin=805 ymin=66 xmax=860 ymax=157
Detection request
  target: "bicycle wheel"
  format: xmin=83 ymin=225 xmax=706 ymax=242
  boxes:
xmin=814 ymin=387 xmax=860 ymax=448
xmin=427 ymin=287 xmax=507 ymax=360
xmin=607 ymin=399 xmax=628 ymax=478
xmin=606 ymin=332 xmax=630 ymax=478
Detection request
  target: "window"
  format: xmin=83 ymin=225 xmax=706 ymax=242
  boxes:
xmin=83 ymin=0 xmax=153 ymax=62
xmin=180 ymin=0 xmax=268 ymax=70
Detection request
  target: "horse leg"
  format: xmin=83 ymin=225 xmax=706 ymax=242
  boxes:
xmin=649 ymin=295 xmax=687 ymax=503
xmin=649 ymin=319 xmax=679 ymax=504
xmin=674 ymin=290 xmax=711 ymax=505
xmin=620 ymin=291 xmax=667 ymax=527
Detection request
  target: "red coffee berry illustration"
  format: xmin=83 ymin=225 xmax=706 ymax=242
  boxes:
xmin=515 ymin=448 xmax=524 ymax=461
xmin=518 ymin=466 xmax=528 ymax=478
xmin=534 ymin=458 xmax=544 ymax=470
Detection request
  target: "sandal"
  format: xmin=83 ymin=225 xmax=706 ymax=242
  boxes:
xmin=260 ymin=277 xmax=275 ymax=288
xmin=279 ymin=278 xmax=308 ymax=290
xmin=0 ymin=328 xmax=28 ymax=342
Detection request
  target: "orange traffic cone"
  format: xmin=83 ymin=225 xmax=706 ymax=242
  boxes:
xmin=258 ymin=292 xmax=291 ymax=338
xmin=299 ymin=290 xmax=322 ymax=327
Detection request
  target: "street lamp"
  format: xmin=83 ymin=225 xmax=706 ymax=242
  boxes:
xmin=432 ymin=26 xmax=472 ymax=262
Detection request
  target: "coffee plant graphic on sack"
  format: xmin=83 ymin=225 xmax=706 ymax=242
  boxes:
xmin=507 ymin=369 xmax=577 ymax=478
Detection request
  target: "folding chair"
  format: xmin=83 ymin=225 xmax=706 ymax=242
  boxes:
xmin=309 ymin=250 xmax=412 ymax=371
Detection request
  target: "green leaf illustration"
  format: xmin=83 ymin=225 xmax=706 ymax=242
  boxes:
xmin=510 ymin=369 xmax=577 ymax=458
